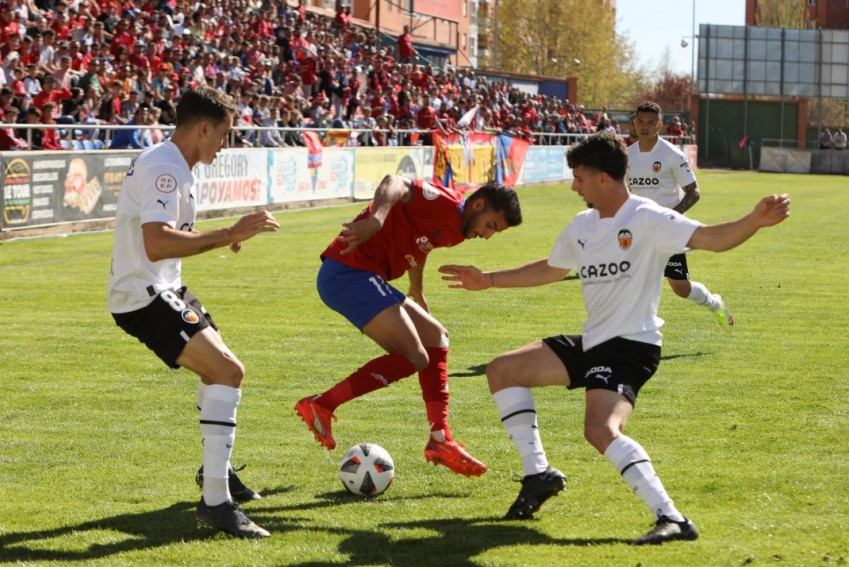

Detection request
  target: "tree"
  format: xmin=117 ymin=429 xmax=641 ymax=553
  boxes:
xmin=492 ymin=0 xmax=643 ymax=108
xmin=755 ymin=0 xmax=811 ymax=28
xmin=630 ymin=70 xmax=693 ymax=115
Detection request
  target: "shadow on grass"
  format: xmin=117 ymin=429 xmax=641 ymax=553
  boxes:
xmin=0 ymin=487 xmax=478 ymax=563
xmin=0 ymin=500 xmax=209 ymax=562
xmin=291 ymin=517 xmax=630 ymax=567
xmin=0 ymin=486 xmax=297 ymax=563
xmin=661 ymin=351 xmax=712 ymax=361
xmin=450 ymin=364 xmax=487 ymax=378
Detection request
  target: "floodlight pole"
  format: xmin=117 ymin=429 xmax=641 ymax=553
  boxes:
xmin=691 ymin=0 xmax=696 ymax=91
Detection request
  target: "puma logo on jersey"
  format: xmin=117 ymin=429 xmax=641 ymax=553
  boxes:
xmin=156 ymin=199 xmax=168 ymax=209
xmin=578 ymin=238 xmax=588 ymax=249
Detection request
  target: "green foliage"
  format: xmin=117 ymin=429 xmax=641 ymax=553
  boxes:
xmin=755 ymin=0 xmax=811 ymax=28
xmin=493 ymin=0 xmax=643 ymax=108
xmin=1 ymin=172 xmax=848 ymax=565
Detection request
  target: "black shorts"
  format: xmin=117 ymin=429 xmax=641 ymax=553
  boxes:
xmin=542 ymin=335 xmax=661 ymax=406
xmin=664 ymin=253 xmax=690 ymax=281
xmin=112 ymin=286 xmax=217 ymax=369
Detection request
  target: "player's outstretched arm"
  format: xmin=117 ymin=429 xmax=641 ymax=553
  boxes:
xmin=338 ymin=174 xmax=411 ymax=255
xmin=687 ymin=193 xmax=790 ymax=253
xmin=439 ymin=259 xmax=570 ymax=291
xmin=142 ymin=210 xmax=279 ymax=261
xmin=407 ymin=259 xmax=430 ymax=313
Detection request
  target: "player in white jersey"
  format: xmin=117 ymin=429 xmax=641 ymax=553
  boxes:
xmin=626 ymin=101 xmax=734 ymax=326
xmin=440 ymin=133 xmax=790 ymax=545
xmin=107 ymin=86 xmax=280 ymax=539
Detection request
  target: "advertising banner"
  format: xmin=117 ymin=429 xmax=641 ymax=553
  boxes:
xmin=269 ymin=147 xmax=354 ymax=204
xmin=520 ymin=146 xmax=566 ymax=184
xmin=192 ymin=149 xmax=267 ymax=212
xmin=352 ymin=148 xmax=424 ymax=199
xmin=1 ymin=151 xmax=134 ymax=229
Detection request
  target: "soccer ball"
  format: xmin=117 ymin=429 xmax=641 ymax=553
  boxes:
xmin=338 ymin=443 xmax=395 ymax=497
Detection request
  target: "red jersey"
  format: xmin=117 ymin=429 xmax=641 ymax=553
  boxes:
xmin=416 ymin=105 xmax=437 ymax=129
xmin=321 ymin=179 xmax=465 ymax=282
xmin=397 ymin=33 xmax=413 ymax=60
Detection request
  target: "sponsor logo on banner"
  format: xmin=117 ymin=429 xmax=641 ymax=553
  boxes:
xmin=2 ymin=158 xmax=34 ymax=225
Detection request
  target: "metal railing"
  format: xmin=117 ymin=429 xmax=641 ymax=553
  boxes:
xmin=0 ymin=123 xmax=696 ymax=151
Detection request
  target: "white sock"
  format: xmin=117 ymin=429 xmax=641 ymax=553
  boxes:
xmin=493 ymin=387 xmax=549 ymax=476
xmin=200 ymin=385 xmax=241 ymax=506
xmin=430 ymin=429 xmax=447 ymax=442
xmin=604 ymin=435 xmax=684 ymax=522
xmin=196 ymin=380 xmax=208 ymax=411
xmin=687 ymin=281 xmax=719 ymax=311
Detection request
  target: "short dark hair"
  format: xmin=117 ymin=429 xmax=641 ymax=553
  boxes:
xmin=175 ymin=86 xmax=236 ymax=128
xmin=635 ymin=100 xmax=662 ymax=119
xmin=466 ymin=182 xmax=523 ymax=227
xmin=566 ymin=132 xmax=628 ymax=182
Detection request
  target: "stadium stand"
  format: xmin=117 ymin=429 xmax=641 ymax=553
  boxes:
xmin=0 ymin=0 xmax=647 ymax=149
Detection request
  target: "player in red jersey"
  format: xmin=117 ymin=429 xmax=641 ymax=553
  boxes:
xmin=295 ymin=175 xmax=522 ymax=476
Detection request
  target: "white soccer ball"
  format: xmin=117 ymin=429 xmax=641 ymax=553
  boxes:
xmin=338 ymin=443 xmax=395 ymax=497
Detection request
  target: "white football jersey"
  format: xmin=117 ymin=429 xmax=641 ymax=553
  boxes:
xmin=107 ymin=141 xmax=197 ymax=313
xmin=626 ymin=137 xmax=696 ymax=209
xmin=548 ymin=195 xmax=701 ymax=350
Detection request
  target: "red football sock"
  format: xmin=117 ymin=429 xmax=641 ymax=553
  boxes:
xmin=317 ymin=353 xmax=416 ymax=412
xmin=418 ymin=347 xmax=452 ymax=440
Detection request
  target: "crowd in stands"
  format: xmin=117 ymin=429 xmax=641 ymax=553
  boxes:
xmin=0 ymin=0 xmax=691 ymax=151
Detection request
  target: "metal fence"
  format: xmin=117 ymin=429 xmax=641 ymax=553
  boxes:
xmin=0 ymin=123 xmax=694 ymax=151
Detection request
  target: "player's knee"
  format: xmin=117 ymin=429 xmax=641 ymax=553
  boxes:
xmin=583 ymin=421 xmax=618 ymax=454
xmin=208 ymin=355 xmax=245 ymax=388
xmin=669 ymin=280 xmax=691 ymax=298
xmin=485 ymin=356 xmax=510 ymax=393
xmin=405 ymin=348 xmax=430 ymax=372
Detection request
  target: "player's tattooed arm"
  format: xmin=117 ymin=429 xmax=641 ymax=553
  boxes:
xmin=674 ymin=182 xmax=700 ymax=214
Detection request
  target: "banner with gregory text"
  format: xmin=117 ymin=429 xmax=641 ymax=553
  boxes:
xmin=192 ymin=149 xmax=268 ymax=212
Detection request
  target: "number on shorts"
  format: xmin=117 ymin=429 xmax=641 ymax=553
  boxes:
xmin=161 ymin=290 xmax=187 ymax=311
xmin=368 ymin=276 xmax=389 ymax=297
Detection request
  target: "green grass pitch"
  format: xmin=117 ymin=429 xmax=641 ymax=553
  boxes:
xmin=0 ymin=171 xmax=847 ymax=566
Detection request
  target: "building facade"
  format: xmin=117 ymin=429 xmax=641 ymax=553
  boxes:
xmin=746 ymin=0 xmax=849 ymax=29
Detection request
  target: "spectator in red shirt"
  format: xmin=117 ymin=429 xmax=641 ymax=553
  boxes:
xmin=39 ymin=101 xmax=64 ymax=149
xmin=32 ymin=76 xmax=73 ymax=115
xmin=1 ymin=7 xmax=21 ymax=44
xmin=416 ymin=92 xmax=445 ymax=145
xmin=0 ymin=106 xmax=27 ymax=150
xmin=665 ymin=115 xmax=685 ymax=144
xmin=333 ymin=6 xmax=350 ymax=34
xmin=296 ymin=0 xmax=306 ymax=25
xmin=51 ymin=12 xmax=73 ymax=40
xmin=252 ymin=10 xmax=273 ymax=39
xmin=397 ymin=25 xmax=413 ymax=63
